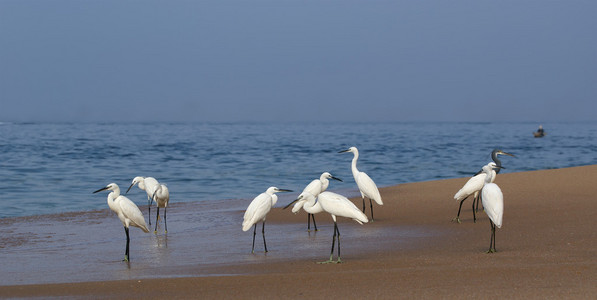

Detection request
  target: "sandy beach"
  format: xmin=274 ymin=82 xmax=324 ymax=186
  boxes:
xmin=1 ymin=165 xmax=596 ymax=299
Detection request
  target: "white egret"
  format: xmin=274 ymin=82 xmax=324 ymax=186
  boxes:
xmin=93 ymin=183 xmax=149 ymax=262
xmin=453 ymin=149 xmax=514 ymax=223
xmin=126 ymin=176 xmax=159 ymax=225
xmin=480 ymin=164 xmax=504 ymax=253
xmin=242 ymin=187 xmax=293 ymax=253
xmin=300 ymin=191 xmax=368 ymax=263
xmin=453 ymin=162 xmax=498 ymax=224
xmin=286 ymin=172 xmax=342 ymax=231
xmin=474 ymin=149 xmax=515 ymax=211
xmin=339 ymin=147 xmax=383 ymax=221
xmin=151 ymin=184 xmax=170 ymax=234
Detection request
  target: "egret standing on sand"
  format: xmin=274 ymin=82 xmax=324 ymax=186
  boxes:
xmin=480 ymin=164 xmax=504 ymax=253
xmin=474 ymin=149 xmax=515 ymax=211
xmin=151 ymin=184 xmax=170 ymax=234
xmin=339 ymin=147 xmax=383 ymax=221
xmin=242 ymin=187 xmax=293 ymax=253
xmin=93 ymin=183 xmax=149 ymax=262
xmin=452 ymin=149 xmax=514 ymax=223
xmin=453 ymin=162 xmax=498 ymax=223
xmin=126 ymin=176 xmax=159 ymax=225
xmin=287 ymin=172 xmax=342 ymax=231
xmin=292 ymin=191 xmax=368 ymax=263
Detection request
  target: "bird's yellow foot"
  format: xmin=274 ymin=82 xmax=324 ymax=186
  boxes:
xmin=154 ymin=230 xmax=158 ymax=234
xmin=486 ymin=248 xmax=496 ymax=254
xmin=452 ymin=217 xmax=462 ymax=224
xmin=123 ymin=256 xmax=129 ymax=262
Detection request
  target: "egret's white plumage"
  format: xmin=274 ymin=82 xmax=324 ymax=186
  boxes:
xmin=299 ymin=191 xmax=368 ymax=263
xmin=480 ymin=164 xmax=504 ymax=253
xmin=126 ymin=176 xmax=160 ymax=225
xmin=339 ymin=147 xmax=382 ymax=221
xmin=452 ymin=162 xmax=497 ymax=223
xmin=290 ymin=172 xmax=342 ymax=231
xmin=151 ymin=184 xmax=170 ymax=233
xmin=94 ymin=183 xmax=149 ymax=262
xmin=243 ymin=187 xmax=292 ymax=253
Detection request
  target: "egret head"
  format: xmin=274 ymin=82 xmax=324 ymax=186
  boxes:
xmin=321 ymin=172 xmax=343 ymax=182
xmin=284 ymin=192 xmax=315 ymax=211
xmin=266 ymin=187 xmax=293 ymax=195
xmin=93 ymin=183 xmax=119 ymax=194
xmin=126 ymin=176 xmax=145 ymax=194
xmin=339 ymin=146 xmax=358 ymax=154
xmin=492 ymin=149 xmax=515 ymax=158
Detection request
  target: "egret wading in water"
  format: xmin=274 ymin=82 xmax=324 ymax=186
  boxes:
xmin=480 ymin=164 xmax=504 ymax=253
xmin=474 ymin=149 xmax=515 ymax=211
xmin=151 ymin=184 xmax=170 ymax=234
xmin=242 ymin=187 xmax=293 ymax=253
xmin=126 ymin=176 xmax=159 ymax=225
xmin=93 ymin=183 xmax=149 ymax=262
xmin=452 ymin=149 xmax=514 ymax=223
xmin=290 ymin=191 xmax=368 ymax=263
xmin=339 ymin=147 xmax=383 ymax=221
xmin=286 ymin=172 xmax=342 ymax=231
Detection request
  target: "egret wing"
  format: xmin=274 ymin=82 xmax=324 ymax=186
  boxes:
xmin=481 ymin=184 xmax=504 ymax=228
xmin=118 ymin=196 xmax=149 ymax=233
xmin=356 ymin=172 xmax=383 ymax=205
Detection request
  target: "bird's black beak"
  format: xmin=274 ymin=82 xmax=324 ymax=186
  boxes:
xmin=499 ymin=151 xmax=516 ymax=157
xmin=492 ymin=165 xmax=505 ymax=171
xmin=283 ymin=198 xmax=300 ymax=210
xmin=125 ymin=183 xmax=135 ymax=194
xmin=277 ymin=189 xmax=293 ymax=193
xmin=338 ymin=149 xmax=350 ymax=153
xmin=93 ymin=186 xmax=109 ymax=194
xmin=331 ymin=176 xmax=343 ymax=182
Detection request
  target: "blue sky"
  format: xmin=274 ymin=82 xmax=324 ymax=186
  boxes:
xmin=1 ymin=1 xmax=596 ymax=122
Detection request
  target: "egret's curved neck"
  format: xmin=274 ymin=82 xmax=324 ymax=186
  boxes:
xmin=320 ymin=178 xmax=330 ymax=192
xmin=107 ymin=192 xmax=119 ymax=212
xmin=485 ymin=170 xmax=495 ymax=184
xmin=492 ymin=152 xmax=502 ymax=174
xmin=303 ymin=195 xmax=317 ymax=210
xmin=351 ymin=151 xmax=360 ymax=177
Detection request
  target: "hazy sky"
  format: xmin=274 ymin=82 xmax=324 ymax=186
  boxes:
xmin=1 ymin=1 xmax=596 ymax=123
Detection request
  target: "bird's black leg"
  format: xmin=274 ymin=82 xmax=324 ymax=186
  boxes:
xmin=307 ymin=213 xmax=311 ymax=231
xmin=472 ymin=198 xmax=477 ymax=223
xmin=251 ymin=224 xmax=257 ymax=253
xmin=148 ymin=198 xmax=152 ymax=225
xmin=262 ymin=221 xmax=268 ymax=253
xmin=487 ymin=221 xmax=496 ymax=253
xmin=369 ymin=198 xmax=375 ymax=221
xmin=492 ymin=223 xmax=497 ymax=252
xmin=336 ymin=223 xmax=342 ymax=263
xmin=319 ymin=221 xmax=340 ymax=264
xmin=154 ymin=207 xmax=160 ymax=233
xmin=362 ymin=198 xmax=366 ymax=213
xmin=474 ymin=194 xmax=480 ymax=212
xmin=124 ymin=227 xmax=130 ymax=262
xmin=311 ymin=214 xmax=318 ymax=231
xmin=164 ymin=207 xmax=167 ymax=233
xmin=452 ymin=196 xmax=468 ymax=223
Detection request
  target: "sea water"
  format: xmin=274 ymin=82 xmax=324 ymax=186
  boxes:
xmin=1 ymin=121 xmax=596 ymax=218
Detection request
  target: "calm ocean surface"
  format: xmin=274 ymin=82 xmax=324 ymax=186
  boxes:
xmin=1 ymin=121 xmax=596 ymax=218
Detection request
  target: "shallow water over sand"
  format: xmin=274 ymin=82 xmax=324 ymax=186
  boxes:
xmin=0 ymin=197 xmax=442 ymax=285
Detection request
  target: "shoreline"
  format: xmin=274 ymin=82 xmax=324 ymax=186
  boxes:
xmin=1 ymin=165 xmax=596 ymax=298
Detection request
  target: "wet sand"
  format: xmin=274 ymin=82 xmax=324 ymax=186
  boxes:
xmin=1 ymin=165 xmax=596 ymax=298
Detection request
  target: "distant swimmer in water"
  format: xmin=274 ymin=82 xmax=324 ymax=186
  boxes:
xmin=534 ymin=125 xmax=545 ymax=138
